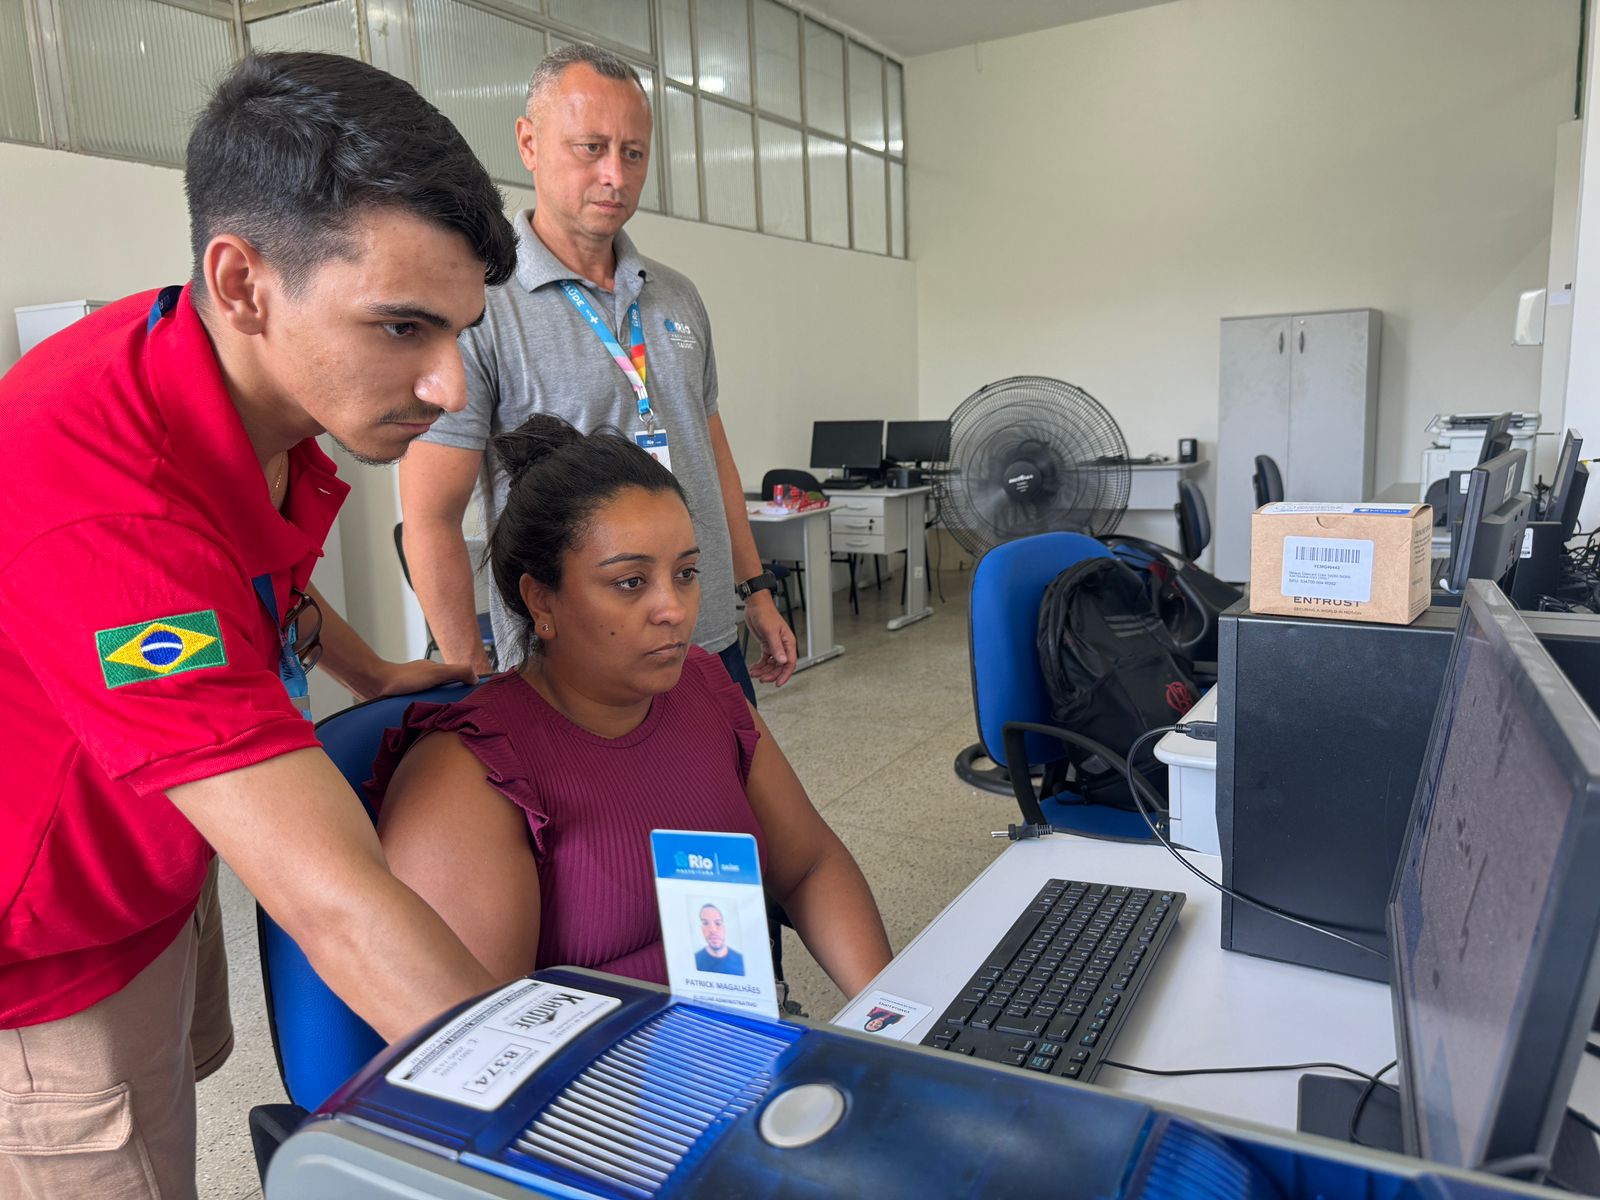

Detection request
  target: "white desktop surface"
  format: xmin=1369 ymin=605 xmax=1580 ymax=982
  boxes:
xmin=1155 ymin=686 xmax=1218 ymax=769
xmin=836 ymin=836 xmax=1396 ymax=1131
xmin=744 ymin=503 xmax=843 ymax=672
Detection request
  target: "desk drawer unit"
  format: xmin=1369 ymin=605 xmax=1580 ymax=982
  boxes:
xmin=829 ymin=497 xmax=907 ymax=555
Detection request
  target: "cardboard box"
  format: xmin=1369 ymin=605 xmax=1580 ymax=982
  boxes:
xmin=1249 ymin=502 xmax=1433 ymax=626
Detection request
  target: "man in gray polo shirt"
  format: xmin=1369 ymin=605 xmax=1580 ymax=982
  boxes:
xmin=400 ymin=44 xmax=795 ymax=696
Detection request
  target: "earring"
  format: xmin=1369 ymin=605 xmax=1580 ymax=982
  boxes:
xmin=541 ymin=623 xmax=551 ymax=633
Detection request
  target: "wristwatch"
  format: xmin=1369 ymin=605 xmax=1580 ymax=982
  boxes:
xmin=736 ymin=571 xmax=779 ymax=600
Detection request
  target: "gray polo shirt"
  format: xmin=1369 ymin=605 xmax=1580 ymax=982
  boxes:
xmin=424 ymin=211 xmax=735 ymax=663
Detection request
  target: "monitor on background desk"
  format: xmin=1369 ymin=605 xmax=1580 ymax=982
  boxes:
xmin=886 ymin=420 xmax=951 ymax=465
xmin=810 ymin=420 xmax=885 ymax=485
xmin=1438 ymin=448 xmax=1529 ymax=598
xmin=1477 ymin=411 xmax=1514 ymax=465
xmin=1546 ymin=429 xmax=1587 ymax=541
xmin=1301 ymin=582 xmax=1600 ymax=1187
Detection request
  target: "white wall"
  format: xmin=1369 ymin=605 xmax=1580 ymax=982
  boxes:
xmin=1561 ymin=0 xmax=1600 ymax=536
xmin=0 ymin=141 xmax=918 ymax=661
xmin=906 ymin=0 xmax=1578 ymax=496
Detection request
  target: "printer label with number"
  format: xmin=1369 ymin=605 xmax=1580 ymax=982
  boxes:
xmin=1281 ymin=536 xmax=1375 ymax=604
xmin=386 ymin=980 xmax=620 ymax=1111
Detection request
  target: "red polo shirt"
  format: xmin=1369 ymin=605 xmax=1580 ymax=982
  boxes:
xmin=0 ymin=285 xmax=348 ymax=1027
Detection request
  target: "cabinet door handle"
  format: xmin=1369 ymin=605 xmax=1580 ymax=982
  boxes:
xmin=1278 ymin=331 xmax=1285 ymax=354
xmin=1299 ymin=330 xmax=1305 ymax=352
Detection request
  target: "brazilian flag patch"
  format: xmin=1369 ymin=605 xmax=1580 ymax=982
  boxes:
xmin=96 ymin=611 xmax=228 ymax=689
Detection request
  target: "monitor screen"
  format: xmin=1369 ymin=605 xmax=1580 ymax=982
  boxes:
xmin=810 ymin=421 xmax=884 ymax=471
xmin=1546 ymin=429 xmax=1584 ymax=534
xmin=1444 ymin=449 xmax=1526 ymax=593
xmin=1478 ymin=412 xmax=1514 ymax=465
xmin=1389 ymin=582 xmax=1600 ymax=1169
xmin=885 ymin=420 xmax=951 ymax=465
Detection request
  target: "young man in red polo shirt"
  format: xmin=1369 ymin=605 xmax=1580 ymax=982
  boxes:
xmin=0 ymin=53 xmax=519 ymax=1198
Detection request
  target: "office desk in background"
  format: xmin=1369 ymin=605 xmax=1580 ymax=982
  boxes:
xmin=1119 ymin=461 xmax=1208 ymax=564
xmin=745 ymin=503 xmax=843 ymax=672
xmin=824 ymin=485 xmax=934 ymax=631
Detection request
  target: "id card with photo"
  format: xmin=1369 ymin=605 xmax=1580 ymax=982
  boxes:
xmin=635 ymin=429 xmax=673 ymax=472
xmin=650 ymin=830 xmax=778 ymax=1019
xmin=846 ymin=991 xmax=930 ymax=1042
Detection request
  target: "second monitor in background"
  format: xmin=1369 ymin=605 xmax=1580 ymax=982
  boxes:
xmin=810 ymin=420 xmax=885 ymax=488
xmin=885 ymin=420 xmax=951 ymax=466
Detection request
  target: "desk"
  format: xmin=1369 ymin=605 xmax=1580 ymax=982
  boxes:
xmin=823 ymin=485 xmax=933 ymax=630
xmin=745 ymin=503 xmax=844 ymax=672
xmin=837 ymin=837 xmax=1395 ymax=1130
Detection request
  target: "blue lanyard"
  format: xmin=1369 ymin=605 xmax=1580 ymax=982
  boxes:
xmin=559 ymin=282 xmax=654 ymax=428
xmin=253 ymin=575 xmax=312 ymax=720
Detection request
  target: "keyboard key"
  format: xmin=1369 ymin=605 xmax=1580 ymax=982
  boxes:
xmin=1071 ymin=1049 xmax=1090 ymax=1063
xmin=996 ymin=1016 xmax=1047 ymax=1038
xmin=1026 ymin=1055 xmax=1055 ymax=1071
xmin=1063 ymin=1063 xmax=1082 ymax=1078
xmin=969 ymin=1004 xmax=1002 ymax=1030
xmin=1009 ymin=1041 xmax=1035 ymax=1054
xmin=1080 ymin=1032 xmax=1099 ymax=1047
xmin=944 ymin=1003 xmax=975 ymax=1026
xmin=1000 ymin=1052 xmax=1027 ymax=1067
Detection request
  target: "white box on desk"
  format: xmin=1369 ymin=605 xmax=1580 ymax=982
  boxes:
xmin=1154 ymin=687 xmax=1219 ymax=856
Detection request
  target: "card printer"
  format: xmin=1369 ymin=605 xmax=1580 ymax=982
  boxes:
xmin=265 ymin=967 xmax=1565 ymax=1200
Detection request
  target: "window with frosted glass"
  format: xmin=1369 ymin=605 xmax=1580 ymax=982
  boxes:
xmin=414 ymin=0 xmax=543 ymax=187
xmin=752 ymin=0 xmax=799 ymax=121
xmin=847 ymin=42 xmax=882 ymax=152
xmin=58 ymin=0 xmax=234 ymax=164
xmin=634 ymin=63 xmax=661 ymax=213
xmin=0 ymin=0 xmax=40 ymax=145
xmin=664 ymin=85 xmax=699 ymax=220
xmin=660 ymin=0 xmax=693 ymax=84
xmin=546 ymin=0 xmax=650 ymax=54
xmin=803 ymin=20 xmax=844 ymax=138
xmin=850 ymin=148 xmax=885 ymax=254
xmin=886 ymin=59 xmax=904 ymax=157
xmin=807 ymin=135 xmax=847 ymax=248
xmin=757 ymin=119 xmax=804 ymax=240
xmin=889 ymin=159 xmax=905 ymax=257
xmin=246 ymin=0 xmax=360 ymax=58
xmin=700 ymin=98 xmax=754 ymax=230
xmin=696 ymin=0 xmax=750 ymax=105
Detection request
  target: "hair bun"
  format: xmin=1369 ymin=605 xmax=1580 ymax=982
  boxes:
xmin=490 ymin=414 xmax=583 ymax=483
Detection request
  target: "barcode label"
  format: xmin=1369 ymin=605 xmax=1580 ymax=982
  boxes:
xmin=1282 ymin=536 xmax=1375 ymax=603
xmin=1292 ymin=545 xmax=1364 ymax=564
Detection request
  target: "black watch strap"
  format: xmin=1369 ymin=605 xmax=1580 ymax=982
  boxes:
xmin=737 ymin=571 xmax=779 ymax=600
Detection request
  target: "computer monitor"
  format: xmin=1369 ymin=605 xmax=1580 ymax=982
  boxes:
xmin=1441 ymin=449 xmax=1529 ymax=594
xmin=1546 ymin=429 xmax=1585 ymax=540
xmin=885 ymin=420 xmax=951 ymax=465
xmin=1389 ymin=580 xmax=1600 ymax=1171
xmin=809 ymin=421 xmax=884 ymax=474
xmin=1478 ymin=411 xmax=1514 ymax=465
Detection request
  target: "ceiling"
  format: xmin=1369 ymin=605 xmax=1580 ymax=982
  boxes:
xmin=800 ymin=0 xmax=1178 ymax=59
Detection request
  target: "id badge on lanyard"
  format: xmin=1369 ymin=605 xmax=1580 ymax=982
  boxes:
xmin=559 ymin=281 xmax=673 ymax=472
xmin=253 ymin=574 xmax=313 ymax=720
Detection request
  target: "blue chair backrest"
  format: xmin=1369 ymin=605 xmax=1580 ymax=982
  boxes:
xmin=968 ymin=532 xmax=1113 ymax=770
xmin=258 ymin=681 xmax=479 ymax=1112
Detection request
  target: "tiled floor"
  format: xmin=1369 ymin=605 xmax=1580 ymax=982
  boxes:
xmin=196 ymin=568 xmax=1018 ymax=1198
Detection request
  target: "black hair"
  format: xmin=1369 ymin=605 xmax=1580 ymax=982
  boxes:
xmin=185 ymin=52 xmax=516 ymax=297
xmin=488 ymin=415 xmax=690 ymax=636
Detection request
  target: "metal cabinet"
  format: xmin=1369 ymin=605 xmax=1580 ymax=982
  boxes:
xmin=1214 ymin=309 xmax=1381 ymax=580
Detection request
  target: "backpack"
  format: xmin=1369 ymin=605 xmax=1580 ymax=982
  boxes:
xmin=1036 ymin=556 xmax=1200 ymax=808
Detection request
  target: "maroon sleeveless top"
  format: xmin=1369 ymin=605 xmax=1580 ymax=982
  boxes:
xmin=368 ymin=647 xmax=764 ymax=985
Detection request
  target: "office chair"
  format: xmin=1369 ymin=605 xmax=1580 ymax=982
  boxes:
xmin=954 ymin=531 xmax=1158 ymax=842
xmin=393 ymin=522 xmax=497 ymax=668
xmin=1252 ymin=455 xmax=1284 ymax=506
xmin=247 ymin=681 xmax=480 ymax=1182
xmin=1174 ymin=479 xmax=1212 ymax=561
xmin=759 ymin=468 xmax=860 ymax=616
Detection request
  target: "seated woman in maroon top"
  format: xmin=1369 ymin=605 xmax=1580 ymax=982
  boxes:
xmin=371 ymin=415 xmax=891 ymax=999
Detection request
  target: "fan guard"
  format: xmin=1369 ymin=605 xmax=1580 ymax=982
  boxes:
xmin=935 ymin=376 xmax=1131 ymax=559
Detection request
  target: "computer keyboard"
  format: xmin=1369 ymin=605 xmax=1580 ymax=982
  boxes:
xmin=920 ymin=878 xmax=1184 ymax=1083
xmin=821 ymin=477 xmax=871 ymax=489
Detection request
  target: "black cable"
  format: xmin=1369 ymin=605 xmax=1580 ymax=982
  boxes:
xmin=1100 ymin=1057 xmax=1381 ymax=1082
xmin=1347 ymin=1059 xmax=1397 ymax=1146
xmin=1123 ymin=725 xmax=1389 ymax=961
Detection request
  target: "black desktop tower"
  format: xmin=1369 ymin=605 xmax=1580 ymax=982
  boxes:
xmin=1216 ymin=602 xmax=1600 ymax=982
